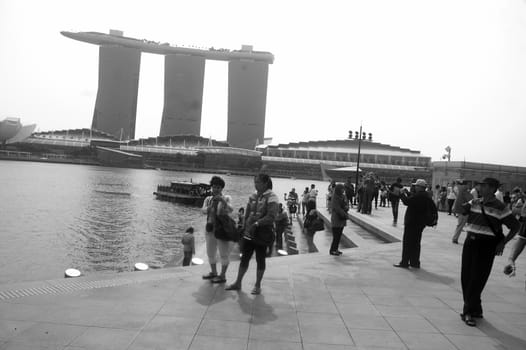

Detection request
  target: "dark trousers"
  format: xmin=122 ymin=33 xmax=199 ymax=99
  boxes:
xmin=447 ymin=199 xmax=455 ymax=215
xmin=362 ymin=192 xmax=373 ymax=214
xmin=330 ymin=226 xmax=344 ymax=253
xmin=391 ymin=198 xmax=400 ymax=222
xmin=373 ymin=192 xmax=379 ymax=209
xmin=461 ymin=234 xmax=498 ymax=316
xmin=401 ymin=224 xmax=425 ymax=267
xmin=240 ymin=239 xmax=267 ymax=270
xmin=275 ymin=226 xmax=285 ymax=249
xmin=182 ymin=251 xmax=192 ymax=266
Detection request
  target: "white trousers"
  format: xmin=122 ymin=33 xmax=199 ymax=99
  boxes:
xmin=205 ymin=231 xmax=232 ymax=265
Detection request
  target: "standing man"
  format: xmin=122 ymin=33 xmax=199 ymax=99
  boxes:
xmin=308 ymin=184 xmax=318 ymax=202
xmin=389 ymin=177 xmax=404 ymax=226
xmin=344 ymin=177 xmax=355 ymax=209
xmin=452 ymin=180 xmax=473 ymax=244
xmin=460 ymin=177 xmax=520 ymax=327
xmin=393 ymin=179 xmax=436 ymax=269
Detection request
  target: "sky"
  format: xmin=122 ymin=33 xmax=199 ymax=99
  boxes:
xmin=1 ymin=0 xmax=526 ymax=166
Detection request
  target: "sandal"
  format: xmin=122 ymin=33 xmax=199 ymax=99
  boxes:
xmin=211 ymin=276 xmax=226 ymax=284
xmin=225 ymin=284 xmax=241 ymax=291
xmin=251 ymin=286 xmax=261 ymax=295
xmin=202 ymin=272 xmax=217 ymax=280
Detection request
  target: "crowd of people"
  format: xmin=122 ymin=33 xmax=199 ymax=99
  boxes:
xmin=178 ymin=172 xmax=526 ymax=330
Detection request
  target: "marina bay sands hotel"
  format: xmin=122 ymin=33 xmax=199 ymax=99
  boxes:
xmin=61 ymin=30 xmax=274 ymax=149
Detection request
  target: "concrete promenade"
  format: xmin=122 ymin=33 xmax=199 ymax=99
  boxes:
xmin=1 ymin=206 xmax=525 ymax=349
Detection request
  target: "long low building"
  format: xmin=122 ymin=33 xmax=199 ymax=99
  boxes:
xmin=258 ymin=138 xmax=432 ymax=183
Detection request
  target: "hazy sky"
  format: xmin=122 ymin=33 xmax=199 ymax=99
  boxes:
xmin=1 ymin=0 xmax=525 ymax=166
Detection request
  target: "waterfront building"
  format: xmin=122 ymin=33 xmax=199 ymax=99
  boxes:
xmin=257 ymin=138 xmax=432 ymax=183
xmin=0 ymin=117 xmax=36 ymax=145
xmin=62 ymin=30 xmax=273 ymax=149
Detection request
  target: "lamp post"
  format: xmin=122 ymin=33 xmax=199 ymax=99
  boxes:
xmin=442 ymin=145 xmax=451 ymax=176
xmin=348 ymin=125 xmax=372 ymax=197
xmin=355 ymin=124 xmax=363 ymax=194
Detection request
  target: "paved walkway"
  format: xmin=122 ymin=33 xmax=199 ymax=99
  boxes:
xmin=1 ymin=207 xmax=525 ymax=349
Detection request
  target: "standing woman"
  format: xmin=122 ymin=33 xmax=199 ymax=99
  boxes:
xmin=225 ymin=173 xmax=279 ymax=295
xmin=303 ymin=199 xmax=319 ymax=253
xmin=301 ymin=187 xmax=310 ymax=215
xmin=330 ymin=183 xmax=349 ymax=256
xmin=201 ymin=176 xmax=233 ymax=284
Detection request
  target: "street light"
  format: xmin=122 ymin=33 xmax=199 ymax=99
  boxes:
xmin=348 ymin=125 xmax=372 ymax=197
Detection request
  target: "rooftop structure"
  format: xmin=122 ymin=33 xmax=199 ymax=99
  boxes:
xmin=61 ymin=31 xmax=274 ymax=63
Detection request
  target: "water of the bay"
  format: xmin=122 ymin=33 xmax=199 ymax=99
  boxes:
xmin=0 ymin=160 xmax=329 ymax=284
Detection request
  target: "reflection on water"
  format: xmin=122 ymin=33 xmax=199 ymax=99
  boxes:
xmin=0 ymin=160 xmax=328 ymax=283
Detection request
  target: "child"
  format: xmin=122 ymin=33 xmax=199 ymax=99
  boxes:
xmin=181 ymin=227 xmax=195 ymax=266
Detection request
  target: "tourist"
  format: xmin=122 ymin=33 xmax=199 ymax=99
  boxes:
xmin=181 ymin=227 xmax=195 ymax=266
xmin=201 ymin=175 xmax=233 ymax=284
xmin=470 ymin=183 xmax=481 ymax=200
xmin=451 ymin=180 xmax=473 ymax=244
xmin=344 ymin=177 xmax=355 ymax=208
xmin=393 ymin=179 xmax=436 ymax=269
xmin=309 ymin=184 xmax=318 ymax=202
xmin=439 ymin=186 xmax=448 ymax=211
xmin=327 ymin=180 xmax=336 ymax=210
xmin=389 ymin=177 xmax=404 ymax=225
xmin=447 ymin=183 xmax=457 ymax=215
xmin=434 ymin=184 xmax=441 ymax=208
xmin=275 ymin=203 xmax=289 ymax=250
xmin=379 ymin=182 xmax=388 ymax=207
xmin=460 ymin=177 xmax=520 ymax=327
xmin=503 ymin=203 xmax=526 ymax=277
xmin=330 ymin=183 xmax=349 ymax=256
xmin=372 ymin=179 xmax=380 ymax=209
xmin=303 ymin=199 xmax=319 ymax=253
xmin=495 ymin=183 xmax=504 ymax=203
xmin=286 ymin=188 xmax=298 ymax=217
xmin=225 ymin=173 xmax=279 ymax=295
xmin=301 ymin=187 xmax=310 ymax=215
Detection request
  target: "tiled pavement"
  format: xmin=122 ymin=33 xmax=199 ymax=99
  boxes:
xmin=0 ymin=206 xmax=525 ymax=349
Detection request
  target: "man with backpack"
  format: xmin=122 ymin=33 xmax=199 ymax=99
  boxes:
xmin=393 ymin=179 xmax=438 ymax=269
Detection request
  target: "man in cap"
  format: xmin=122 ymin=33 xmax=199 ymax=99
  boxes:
xmin=393 ymin=179 xmax=437 ymax=269
xmin=460 ymin=177 xmax=520 ymax=327
xmin=452 ymin=180 xmax=473 ymax=244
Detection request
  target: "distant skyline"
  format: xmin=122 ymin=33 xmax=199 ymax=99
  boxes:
xmin=1 ymin=0 xmax=526 ymax=166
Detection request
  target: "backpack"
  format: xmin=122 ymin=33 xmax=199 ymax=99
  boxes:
xmin=426 ymin=199 xmax=439 ymax=227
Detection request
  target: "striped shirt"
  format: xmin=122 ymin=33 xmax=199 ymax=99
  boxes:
xmin=464 ymin=197 xmax=519 ymax=237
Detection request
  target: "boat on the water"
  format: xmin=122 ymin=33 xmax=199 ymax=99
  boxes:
xmin=153 ymin=181 xmax=211 ymax=206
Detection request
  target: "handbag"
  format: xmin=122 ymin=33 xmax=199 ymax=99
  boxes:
xmin=214 ymin=214 xmax=240 ymax=242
